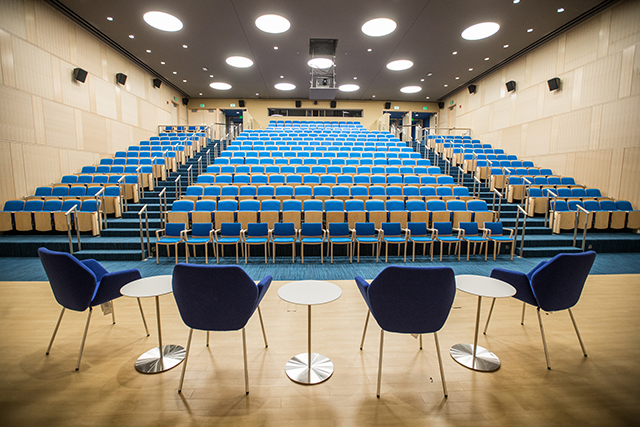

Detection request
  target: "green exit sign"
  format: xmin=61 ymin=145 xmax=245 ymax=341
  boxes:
xmin=230 ymin=103 xmax=236 ymax=107
xmin=423 ymin=106 xmax=428 ymax=110
xmin=200 ymin=104 xmax=205 ymax=108
xmin=174 ymin=96 xmax=178 ymax=102
xmin=450 ymin=100 xmax=454 ymax=105
xmin=393 ymin=106 xmax=399 ymax=110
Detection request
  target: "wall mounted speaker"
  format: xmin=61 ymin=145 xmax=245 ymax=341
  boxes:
xmin=330 ymin=100 xmax=336 ymax=108
xmin=468 ymin=85 xmax=476 ymax=94
xmin=438 ymin=102 xmax=445 ymax=109
xmin=384 ymin=102 xmax=391 ymax=109
xmin=506 ymin=80 xmax=516 ymax=92
xmin=115 ymin=73 xmax=127 ymax=85
xmin=548 ymin=77 xmax=561 ymax=91
xmin=295 ymin=100 xmax=301 ymax=108
xmin=73 ymin=68 xmax=87 ymax=83
xmin=182 ymin=98 xmax=189 ymax=106
xmin=153 ymin=78 xmax=162 ymax=88
xmin=239 ymin=100 xmax=245 ymax=108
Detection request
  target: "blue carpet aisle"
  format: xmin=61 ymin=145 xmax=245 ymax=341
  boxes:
xmin=1 ymin=252 xmax=639 ymax=282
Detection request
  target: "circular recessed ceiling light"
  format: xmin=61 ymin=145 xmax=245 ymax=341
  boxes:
xmin=255 ymin=14 xmax=290 ymax=34
xmin=107 ymin=17 xmax=113 ymax=21
xmin=307 ymin=58 xmax=334 ymax=69
xmin=199 ymin=93 xmax=203 ymax=95
xmin=362 ymin=18 xmax=397 ymax=37
xmin=461 ymin=22 xmax=500 ymax=40
xmin=143 ymin=11 xmax=183 ymax=32
xmin=485 ymin=57 xmax=490 ymax=60
xmin=160 ymin=61 xmax=165 ymax=65
xmin=210 ymin=82 xmax=231 ymax=90
xmin=146 ymin=49 xmax=151 ymax=53
xmin=275 ymin=83 xmax=295 ymax=91
xmin=129 ymin=35 xmax=134 ymax=39
xmin=527 ymin=28 xmax=533 ymax=33
xmin=339 ymin=84 xmax=359 ymax=92
xmin=273 ymin=46 xmax=278 ymax=50
xmin=400 ymin=86 xmax=422 ymax=93
xmin=503 ymin=44 xmax=509 ymax=48
xmin=367 ymin=48 xmax=372 ymax=52
xmin=182 ymin=45 xmax=188 ymax=48
xmin=182 ymin=79 xmax=187 ymax=83
xmin=455 ymin=77 xmax=460 ymax=80
xmin=557 ymin=7 xmax=565 ymax=13
xmin=452 ymin=51 xmax=458 ymax=55
xmin=226 ymin=56 xmax=254 ymax=68
xmin=387 ymin=60 xmax=413 ymax=71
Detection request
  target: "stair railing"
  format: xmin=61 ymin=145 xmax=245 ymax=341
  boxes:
xmin=187 ymin=165 xmax=193 ymax=187
xmin=94 ymin=187 xmax=107 ymax=230
xmin=205 ymin=148 xmax=211 ymax=165
xmin=197 ymin=156 xmax=202 ymax=176
xmin=573 ymin=205 xmax=591 ymax=251
xmin=514 ymin=205 xmax=529 ymax=258
xmin=158 ymin=187 xmax=167 ymax=228
xmin=137 ymin=204 xmax=151 ymax=261
xmin=174 ymin=174 xmax=182 ymax=199
xmin=492 ymin=189 xmax=503 ymax=221
xmin=65 ymin=204 xmax=81 ymax=254
xmin=118 ymin=175 xmax=127 ymax=212
xmin=473 ymin=175 xmax=482 ymax=199
xmin=545 ymin=189 xmax=558 ymax=229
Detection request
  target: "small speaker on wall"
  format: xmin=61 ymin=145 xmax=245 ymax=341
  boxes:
xmin=548 ymin=77 xmax=561 ymax=91
xmin=468 ymin=85 xmax=476 ymax=94
xmin=506 ymin=80 xmax=516 ymax=92
xmin=384 ymin=102 xmax=391 ymax=109
xmin=295 ymin=100 xmax=301 ymax=108
xmin=73 ymin=68 xmax=87 ymax=83
xmin=239 ymin=100 xmax=245 ymax=107
xmin=153 ymin=78 xmax=162 ymax=88
xmin=182 ymin=98 xmax=189 ymax=106
xmin=115 ymin=73 xmax=127 ymax=85
xmin=330 ymin=100 xmax=337 ymax=108
xmin=438 ymin=102 xmax=445 ymax=109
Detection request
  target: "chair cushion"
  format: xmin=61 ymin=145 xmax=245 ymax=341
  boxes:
xmin=217 ymin=237 xmax=240 ymax=244
xmin=158 ymin=238 xmax=182 ymax=244
xmin=246 ymin=238 xmax=268 ymax=244
xmin=273 ymin=237 xmax=295 ymax=244
xmin=187 ymin=238 xmax=210 ymax=244
xmin=301 ymin=237 xmax=323 ymax=244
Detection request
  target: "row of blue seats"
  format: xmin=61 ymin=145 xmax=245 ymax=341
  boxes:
xmin=0 ymin=199 xmax=103 ymax=234
xmin=195 ymin=175 xmax=454 ymax=187
xmin=160 ymin=125 xmax=207 ymax=132
xmin=232 ymin=141 xmax=407 ymax=148
xmin=205 ymin=164 xmax=437 ymax=175
xmin=238 ymin=134 xmax=400 ymax=141
xmin=80 ymin=165 xmax=147 ymax=174
xmin=268 ymin=120 xmax=362 ymax=127
xmin=214 ymin=157 xmax=424 ymax=166
xmin=52 ymin=174 xmax=138 ymax=186
xmin=550 ymin=200 xmax=639 ymax=232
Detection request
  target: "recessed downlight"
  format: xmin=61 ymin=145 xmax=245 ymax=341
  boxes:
xmin=362 ymin=18 xmax=397 ymax=37
xmin=387 ymin=60 xmax=413 ymax=71
xmin=400 ymin=86 xmax=422 ymax=93
xmin=143 ymin=11 xmax=183 ymax=32
xmin=226 ymin=56 xmax=254 ymax=68
xmin=461 ymin=22 xmax=500 ymax=40
xmin=107 ymin=17 xmax=113 ymax=21
xmin=307 ymin=58 xmax=334 ymax=69
xmin=255 ymin=14 xmax=290 ymax=34
xmin=275 ymin=83 xmax=296 ymax=91
xmin=339 ymin=84 xmax=359 ymax=92
xmin=557 ymin=7 xmax=565 ymax=13
xmin=210 ymin=82 xmax=231 ymax=90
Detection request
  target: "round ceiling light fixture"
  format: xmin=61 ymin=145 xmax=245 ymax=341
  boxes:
xmin=400 ymin=86 xmax=422 ymax=93
xmin=386 ymin=60 xmax=413 ymax=71
xmin=362 ymin=18 xmax=397 ymax=37
xmin=274 ymin=83 xmax=296 ymax=91
xmin=339 ymin=84 xmax=360 ymax=92
xmin=307 ymin=58 xmax=334 ymax=69
xmin=143 ymin=11 xmax=183 ymax=32
xmin=461 ymin=22 xmax=500 ymax=40
xmin=226 ymin=56 xmax=254 ymax=68
xmin=209 ymin=82 xmax=232 ymax=90
xmin=255 ymin=14 xmax=290 ymax=34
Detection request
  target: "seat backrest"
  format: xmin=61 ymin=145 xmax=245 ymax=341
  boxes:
xmin=192 ymin=222 xmax=213 ymax=237
xmin=324 ymin=200 xmax=343 ymax=212
xmin=381 ymin=222 xmax=402 ymax=236
xmin=467 ymin=200 xmax=488 ymax=212
xmin=328 ymin=222 xmax=349 ymax=237
xmin=239 ymin=200 xmax=260 ymax=211
xmin=355 ymin=222 xmax=376 ymax=236
xmin=459 ymin=221 xmax=479 ymax=236
xmin=407 ymin=222 xmax=428 ymax=236
xmin=433 ymin=222 xmax=453 ymax=236
xmin=300 ymin=222 xmax=323 ymax=237
xmin=484 ymin=222 xmax=504 ymax=236
xmin=246 ymin=222 xmax=268 ymax=237
xmin=366 ymin=266 xmax=455 ymax=333
xmin=273 ymin=222 xmax=295 ymax=236
xmin=530 ymin=251 xmax=596 ymax=311
xmin=260 ymin=200 xmax=280 ymax=211
xmin=219 ymin=222 xmax=241 ymax=236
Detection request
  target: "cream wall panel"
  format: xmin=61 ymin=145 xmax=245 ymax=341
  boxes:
xmin=600 ymin=95 xmax=640 ymax=149
xmin=60 ymin=59 xmax=89 ymax=110
xmin=42 ymin=99 xmax=76 ymax=149
xmin=555 ymin=108 xmax=592 ymax=153
xmin=22 ymin=0 xmax=37 ymax=44
xmin=0 ymin=141 xmax=16 ymax=202
xmin=564 ymin=16 xmax=599 ymax=72
xmin=632 ymin=43 xmax=640 ymax=96
xmin=617 ymin=146 xmax=640 ymax=208
xmin=578 ymin=53 xmax=622 ymax=108
xmin=608 ymin=0 xmax=640 ymax=55
xmin=75 ymin=27 xmax=102 ymax=77
xmin=531 ymin=153 xmax=569 ymax=177
xmin=607 ymin=148 xmax=624 ymax=199
xmin=523 ymin=117 xmax=552 ymax=158
xmin=34 ymin=1 xmax=70 ymax=62
xmin=12 ymin=37 xmax=53 ymax=99
xmin=21 ymin=143 xmax=61 ymax=194
xmin=81 ymin=111 xmax=107 ymax=153
xmin=514 ymin=85 xmax=539 ymax=125
xmin=527 ymin=39 xmax=558 ymax=87
xmin=491 ymin=96 xmax=511 ymax=131
xmin=139 ymin=100 xmax=155 ymax=131
xmin=0 ymin=0 xmax=26 ymax=39
xmin=483 ymin=70 xmax=504 ymax=105
xmin=132 ymin=127 xmax=153 ymax=145
xmin=542 ymin=70 xmax=574 ymax=118
xmin=94 ymin=77 xmax=117 ymax=120
xmin=505 ymin=58 xmax=526 ymax=90
xmin=73 ymin=108 xmax=83 ymax=150
xmin=0 ymin=29 xmax=14 ymax=87
xmin=126 ymin=66 xmax=145 ymax=100
xmin=108 ymin=120 xmax=132 ymax=153
xmin=31 ymin=95 xmax=45 ymax=144
xmin=572 ymin=150 xmax=612 ymax=191
xmin=0 ymin=85 xmax=35 ymax=143
xmin=9 ymin=142 xmax=27 ymax=197
xmin=147 ymin=81 xmax=160 ymax=106
xmin=64 ymin=149 xmax=95 ymax=174
xmin=157 ymin=108 xmax=171 ymax=127
xmin=105 ymin=48 xmax=127 ymax=88
xmin=120 ymin=90 xmax=138 ymax=127
xmin=497 ymin=125 xmax=523 ymax=157
xmin=473 ymin=105 xmax=491 ymax=136
xmin=456 ymin=109 xmax=472 ymax=130
xmin=467 ymin=90 xmax=481 ymax=111
xmin=619 ymin=45 xmax=635 ymax=98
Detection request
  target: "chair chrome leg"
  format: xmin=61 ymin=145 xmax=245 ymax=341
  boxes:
xmin=242 ymin=327 xmax=249 ymax=395
xmin=419 ymin=334 xmax=423 ymax=350
xmin=76 ymin=307 xmax=93 ymax=371
xmin=258 ymin=306 xmax=268 ymax=348
xmin=206 ymin=331 xmax=210 ymax=347
xmin=483 ymin=298 xmax=496 ymax=335
xmin=360 ymin=310 xmax=370 ymax=350
xmin=537 ymin=307 xmax=551 ymax=370
xmin=111 ymin=302 xmax=116 ymax=324
xmin=377 ymin=329 xmax=384 ymax=398
xmin=434 ymin=332 xmax=448 ymax=398
xmin=178 ymin=328 xmax=193 ymax=393
xmin=521 ymin=302 xmax=526 ymax=325
xmin=568 ymin=308 xmax=587 ymax=357
xmin=46 ymin=307 xmax=65 ymax=355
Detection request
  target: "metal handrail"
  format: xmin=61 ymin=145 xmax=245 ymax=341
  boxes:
xmin=442 ymin=158 xmax=451 ymax=176
xmin=573 ymin=205 xmax=590 ymax=251
xmin=514 ymin=205 xmax=528 ymax=258
xmin=174 ymin=174 xmax=182 ymax=199
xmin=197 ymin=156 xmax=203 ymax=176
xmin=520 ymin=177 xmax=532 ymax=208
xmin=137 ymin=204 xmax=151 ymax=260
xmin=158 ymin=187 xmax=167 ymax=228
xmin=546 ymin=189 xmax=558 ymax=229
xmin=205 ymin=148 xmax=211 ymax=165
xmin=118 ymin=175 xmax=127 ymax=212
xmin=65 ymin=204 xmax=81 ymax=254
xmin=492 ymin=189 xmax=503 ymax=220
xmin=457 ymin=163 xmax=463 ymax=185
xmin=473 ymin=175 xmax=482 ymax=199
xmin=93 ymin=187 xmax=107 ymax=230
xmin=187 ymin=165 xmax=193 ymax=187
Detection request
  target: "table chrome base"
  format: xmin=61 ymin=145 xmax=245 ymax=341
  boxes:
xmin=135 ymin=344 xmax=186 ymax=374
xmin=285 ymin=352 xmax=334 ymax=384
xmin=450 ymin=343 xmax=501 ymax=372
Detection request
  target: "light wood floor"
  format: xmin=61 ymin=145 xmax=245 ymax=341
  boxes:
xmin=1 ymin=274 xmax=639 ymax=426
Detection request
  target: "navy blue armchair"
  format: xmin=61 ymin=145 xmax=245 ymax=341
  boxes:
xmin=486 ymin=251 xmax=596 ymax=369
xmin=38 ymin=247 xmax=146 ymax=371
xmin=172 ymin=264 xmax=272 ymax=394
xmin=355 ymin=266 xmax=456 ymax=398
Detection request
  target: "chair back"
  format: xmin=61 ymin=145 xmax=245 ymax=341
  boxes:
xmin=355 ymin=222 xmax=376 ymax=237
xmin=38 ymin=248 xmax=96 ymax=311
xmin=165 ymin=222 xmax=185 ymax=237
xmin=273 ymin=222 xmax=295 ymax=237
xmin=247 ymin=222 xmax=268 ymax=238
xmin=458 ymin=222 xmax=479 ymax=236
xmin=381 ymin=222 xmax=402 ymax=237
xmin=484 ymin=222 xmax=503 ymax=236
xmin=301 ymin=222 xmax=323 ymax=238
xmin=407 ymin=222 xmax=428 ymax=236
xmin=192 ymin=222 xmax=213 ymax=238
xmin=366 ymin=266 xmax=456 ymax=334
xmin=328 ymin=222 xmax=350 ymax=237
xmin=433 ymin=222 xmax=453 ymax=236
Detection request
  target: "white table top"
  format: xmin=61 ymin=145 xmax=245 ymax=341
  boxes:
xmin=121 ymin=275 xmax=173 ymax=298
xmin=455 ymin=274 xmax=516 ymax=299
xmin=278 ymin=280 xmax=342 ymax=306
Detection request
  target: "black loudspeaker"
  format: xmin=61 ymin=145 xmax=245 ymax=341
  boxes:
xmin=506 ymin=80 xmax=516 ymax=92
xmin=330 ymin=100 xmax=336 ymax=108
xmin=115 ymin=73 xmax=127 ymax=85
xmin=239 ymin=100 xmax=245 ymax=107
xmin=438 ymin=102 xmax=444 ymax=109
xmin=182 ymin=98 xmax=189 ymax=106
xmin=295 ymin=100 xmax=301 ymax=108
xmin=73 ymin=68 xmax=87 ymax=83
xmin=314 ymin=100 xmax=318 ymax=105
xmin=384 ymin=102 xmax=391 ymax=109
xmin=468 ymin=85 xmax=476 ymax=94
xmin=153 ymin=78 xmax=162 ymax=88
xmin=548 ymin=77 xmax=561 ymax=91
